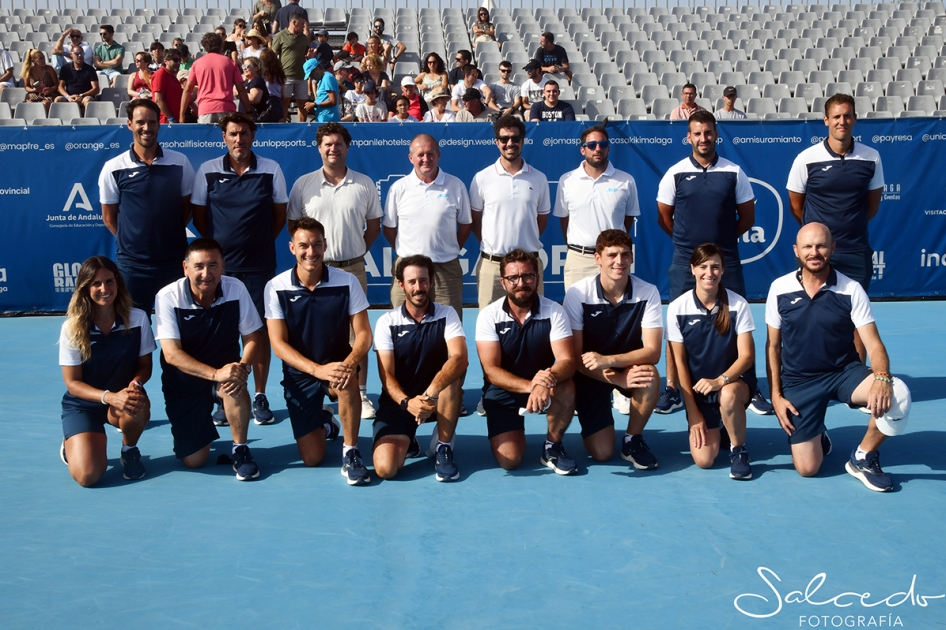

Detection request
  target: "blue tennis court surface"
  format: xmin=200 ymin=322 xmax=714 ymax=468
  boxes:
xmin=1 ymin=303 xmax=944 ymax=629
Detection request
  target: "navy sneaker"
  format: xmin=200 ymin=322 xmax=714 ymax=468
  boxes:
xmin=120 ymin=446 xmax=146 ymax=480
xmin=60 ymin=440 xmax=68 ymax=465
xmin=341 ymin=448 xmax=370 ymax=486
xmin=748 ymin=390 xmax=775 ymax=415
xmin=212 ymin=403 xmax=229 ymax=426
xmin=232 ymin=445 xmax=260 ymax=481
xmin=654 ymin=386 xmax=683 ymax=414
xmin=253 ymin=394 xmax=275 ymax=425
xmin=821 ymin=430 xmax=832 ymax=457
xmin=434 ymin=443 xmax=460 ymax=481
xmin=621 ymin=434 xmax=659 ymax=470
xmin=323 ymin=405 xmax=340 ymax=441
xmin=540 ymin=442 xmax=577 ymax=476
xmin=729 ymin=445 xmax=752 ymax=480
xmin=845 ymin=449 xmax=893 ymax=492
xmin=406 ymin=435 xmax=421 ymax=459
xmin=476 ymin=396 xmax=486 ymax=416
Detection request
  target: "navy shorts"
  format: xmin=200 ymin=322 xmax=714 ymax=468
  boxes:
xmin=373 ymin=394 xmax=421 ymax=443
xmin=574 ymin=373 xmax=618 ymax=438
xmin=283 ymin=375 xmax=331 ymax=441
xmin=165 ymin=387 xmax=220 ymax=459
xmin=829 ymin=249 xmax=873 ymax=291
xmin=227 ymin=269 xmax=274 ymax=320
xmin=689 ymin=393 xmax=723 ymax=430
xmin=117 ymin=261 xmax=182 ymax=315
xmin=482 ymin=385 xmax=528 ymax=439
xmin=781 ymin=362 xmax=873 ymax=444
xmin=61 ymin=402 xmax=108 ymax=440
xmin=668 ymin=261 xmax=746 ymax=300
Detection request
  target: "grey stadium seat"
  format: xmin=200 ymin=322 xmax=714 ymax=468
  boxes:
xmin=856 ymin=81 xmax=885 ymax=106
xmin=48 ymin=102 xmax=81 ymax=121
xmin=876 ymin=95 xmax=906 ymax=113
xmin=641 ymin=84 xmax=671 ymax=109
xmin=14 ymin=101 xmax=46 ymax=122
xmin=795 ymin=82 xmax=825 ymax=106
xmin=764 ymin=83 xmax=792 ymax=100
xmin=651 ymin=97 xmax=678 ymax=119
xmin=617 ymin=98 xmax=648 ymax=118
xmin=746 ymin=97 xmax=778 ymax=115
xmin=824 ymin=81 xmax=854 ymax=96
xmin=908 ymin=94 xmax=937 ymax=112
xmin=886 ymin=80 xmax=916 ymax=98
xmin=778 ymin=97 xmax=810 ymax=114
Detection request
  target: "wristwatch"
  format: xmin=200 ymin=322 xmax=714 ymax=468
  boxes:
xmin=720 ymin=374 xmax=731 ymax=385
xmin=399 ymin=397 xmax=409 ymax=410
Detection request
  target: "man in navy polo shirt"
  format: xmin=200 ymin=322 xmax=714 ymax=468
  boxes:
xmin=100 ymin=99 xmax=195 ymax=315
xmin=265 ymin=218 xmax=373 ymax=485
xmin=765 ymin=223 xmax=908 ymax=492
xmin=372 ymin=255 xmax=468 ymax=482
xmin=475 ymin=249 xmax=578 ymax=475
xmin=155 ymin=238 xmax=265 ymax=480
xmin=562 ymin=230 xmax=662 ymax=468
xmin=656 ymin=110 xmax=772 ymax=417
xmin=192 ymin=112 xmax=287 ymax=428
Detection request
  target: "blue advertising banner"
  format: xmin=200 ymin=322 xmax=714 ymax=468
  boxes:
xmin=0 ymin=119 xmax=944 ymax=312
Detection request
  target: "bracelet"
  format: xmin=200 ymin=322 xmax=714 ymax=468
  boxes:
xmin=874 ymin=376 xmax=893 ymax=384
xmin=101 ymin=390 xmax=110 ymax=405
xmin=425 ymin=393 xmax=439 ymax=402
xmin=873 ymin=372 xmax=891 ymax=379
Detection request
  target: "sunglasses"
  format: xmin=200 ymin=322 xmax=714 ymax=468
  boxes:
xmin=498 ymin=135 xmax=522 ymax=144
xmin=499 ymin=68 xmax=511 ymax=73
xmin=581 ymin=140 xmax=610 ymax=150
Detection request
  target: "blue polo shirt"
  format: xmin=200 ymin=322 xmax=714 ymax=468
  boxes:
xmin=155 ymin=276 xmax=262 ymax=395
xmin=563 ymin=274 xmax=662 ymax=355
xmin=374 ymin=301 xmax=465 ymax=398
xmin=656 ymin=154 xmax=754 ymax=266
xmin=98 ymin=145 xmax=195 ymax=267
xmin=191 ymin=153 xmax=288 ymax=273
xmin=786 ymin=140 xmax=884 ymax=253
xmin=666 ymin=288 xmax=757 ymax=390
xmin=475 ymin=295 xmax=572 ymax=384
xmin=264 ymin=265 xmax=369 ymax=382
xmin=764 ymin=268 xmax=875 ymax=383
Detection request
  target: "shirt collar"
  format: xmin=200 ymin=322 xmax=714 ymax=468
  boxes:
xmin=502 ymin=294 xmax=540 ymax=320
xmin=185 ymin=278 xmax=224 ymax=307
xmin=128 ymin=143 xmax=165 ymax=164
xmin=409 ymin=168 xmax=445 ymax=187
xmin=688 ymin=153 xmax=719 ymax=171
xmin=577 ymin=160 xmax=615 ymax=180
xmin=794 ymin=266 xmax=838 ymax=291
xmin=493 ymin=157 xmax=531 ymax=176
xmin=221 ymin=152 xmax=257 ymax=174
xmin=594 ymin=274 xmax=633 ymax=304
xmin=689 ymin=288 xmax=720 ymax=316
xmin=399 ymin=300 xmax=433 ymax=322
xmin=823 ymin=137 xmax=854 ymax=158
xmin=291 ymin=264 xmax=330 ymax=288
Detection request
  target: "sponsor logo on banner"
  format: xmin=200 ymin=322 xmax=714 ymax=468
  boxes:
xmin=920 ymin=249 xmax=946 ymax=267
xmin=0 ymin=267 xmax=7 ymax=294
xmin=873 ymin=250 xmax=886 ymax=280
xmin=739 ymin=178 xmax=784 ymax=265
xmin=47 ymin=184 xmax=104 ymax=229
xmin=53 ymin=262 xmax=83 ymax=293
xmin=882 ymin=183 xmax=901 ymax=201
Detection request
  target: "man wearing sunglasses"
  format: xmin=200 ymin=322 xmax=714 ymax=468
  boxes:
xmin=371 ymin=19 xmax=405 ymax=72
xmin=52 ymin=28 xmax=93 ymax=71
xmin=447 ymin=50 xmax=481 ymax=88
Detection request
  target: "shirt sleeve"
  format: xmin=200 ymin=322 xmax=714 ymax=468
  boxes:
xmin=625 ymin=175 xmax=640 ymax=217
xmin=236 ymin=282 xmax=264 ymax=335
xmin=455 ymin=181 xmax=472 ymax=225
xmin=536 ymin=173 xmax=551 ymax=215
xmin=868 ymin=154 xmax=884 ymax=190
xmin=98 ymin=160 xmax=120 ymax=205
xmin=442 ymin=306 xmax=466 ymax=341
xmin=190 ymin=162 xmax=209 ymax=206
xmin=655 ymin=170 xmax=676 ymax=206
xmin=730 ymin=292 xmax=756 ymax=335
xmin=179 ymin=155 xmax=195 ymax=197
xmin=561 ymin=286 xmax=584 ymax=331
xmin=563 ymin=104 xmax=575 ymax=121
xmin=263 ymin=279 xmax=282 ymax=320
xmin=764 ymin=282 xmax=782 ymax=329
xmin=474 ymin=306 xmax=499 ymax=342
xmin=786 ymin=153 xmax=808 ymax=193
xmin=734 ymin=167 xmax=754 ymax=204
xmin=665 ymin=298 xmax=684 ymax=343
xmin=468 ymin=171 xmax=484 ymax=212
xmin=849 ymin=282 xmax=876 ymax=329
xmin=382 ymin=179 xmax=400 ymax=228
xmin=348 ymin=274 xmax=370 ymax=315
xmin=286 ymin=178 xmax=304 ymax=221
xmin=272 ymin=163 xmax=289 ymax=204
xmin=58 ymin=321 xmax=83 ymax=366
xmin=548 ymin=302 xmax=573 ymax=341
xmin=373 ymin=312 xmax=394 ymax=351
xmin=154 ymin=289 xmax=181 ymax=341
xmin=641 ymin=282 xmax=664 ymax=329
xmin=364 ymin=175 xmax=383 ymax=220
xmin=132 ymin=309 xmax=158 ymax=356
xmin=551 ymin=172 xmax=569 ymax=218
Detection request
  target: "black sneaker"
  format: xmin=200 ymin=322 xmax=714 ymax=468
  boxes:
xmin=232 ymin=445 xmax=260 ymax=481
xmin=406 ymin=435 xmax=421 ymax=459
xmin=253 ymin=394 xmax=275 ymax=425
xmin=821 ymin=430 xmax=832 ymax=457
xmin=748 ymin=390 xmax=775 ymax=415
xmin=540 ymin=442 xmax=577 ymax=475
xmin=341 ymin=448 xmax=370 ymax=486
xmin=845 ymin=449 xmax=893 ymax=492
xmin=621 ymin=434 xmax=659 ymax=470
xmin=120 ymin=446 xmax=146 ymax=480
xmin=60 ymin=440 xmax=68 ymax=465
xmin=729 ymin=445 xmax=752 ymax=480
xmin=434 ymin=443 xmax=460 ymax=481
xmin=654 ymin=386 xmax=682 ymax=414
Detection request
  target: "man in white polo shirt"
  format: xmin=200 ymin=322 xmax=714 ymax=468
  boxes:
xmin=383 ymin=133 xmax=472 ymax=321
xmin=469 ymin=115 xmax=550 ymax=308
xmin=287 ymin=122 xmax=383 ymax=419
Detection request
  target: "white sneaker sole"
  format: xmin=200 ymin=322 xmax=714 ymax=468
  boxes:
xmin=540 ymin=456 xmax=577 ymax=475
xmin=845 ymin=461 xmax=892 ymax=492
xmin=620 ymin=451 xmax=659 ymax=470
xmin=729 ymin=470 xmax=753 ymax=480
xmin=435 ymin=469 xmax=460 ymax=482
xmin=60 ymin=441 xmax=68 ymax=465
xmin=653 ymin=402 xmax=683 ymax=414
xmin=340 ymin=467 xmax=370 ymax=485
xmin=234 ymin=468 xmax=260 ymax=481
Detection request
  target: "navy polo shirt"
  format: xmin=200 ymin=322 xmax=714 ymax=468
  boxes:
xmin=374 ymin=302 xmax=465 ymax=398
xmin=765 ymin=268 xmax=875 ymax=383
xmin=666 ymin=288 xmax=757 ymax=389
xmin=191 ymin=153 xmax=288 ymax=273
xmin=475 ymin=295 xmax=572 ymax=384
xmin=155 ymin=276 xmax=262 ymax=395
xmin=563 ymin=274 xmax=662 ymax=355
xmin=656 ymin=154 xmax=755 ymax=266
xmin=59 ymin=62 xmax=98 ymax=95
xmin=98 ymin=144 xmax=195 ymax=267
xmin=264 ymin=265 xmax=369 ymax=382
xmin=787 ymin=139 xmax=884 ymax=253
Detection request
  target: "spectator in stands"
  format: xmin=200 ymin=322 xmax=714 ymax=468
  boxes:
xmin=716 ymin=86 xmax=746 ymax=120
xmin=148 ymin=42 xmax=165 ymax=73
xmin=491 ymin=60 xmax=523 ymax=118
xmin=227 ymin=19 xmax=248 ymax=62
xmin=258 ymin=48 xmax=286 ymax=122
xmin=311 ymin=29 xmax=333 ymax=67
xmin=423 ymin=87 xmax=454 ymax=122
xmin=241 ymin=57 xmax=270 ymax=119
xmin=371 ymin=18 xmax=405 ymax=73
xmin=415 ymin=52 xmax=448 ymax=100
xmin=173 ymin=41 xmax=195 ymax=70
xmin=361 ymin=54 xmax=392 ymax=107
xmin=303 ymin=61 xmax=340 ymax=122
xmin=534 ymin=32 xmax=571 ymax=83
xmin=364 ymin=35 xmax=384 ymax=64
xmin=127 ymin=52 xmax=152 ymax=100
xmin=451 ymin=64 xmax=494 ymax=112
xmin=456 ymin=88 xmax=493 ymax=122
xmin=242 ymin=29 xmax=267 ymax=60
xmin=251 ymin=19 xmax=274 ymax=47
xmin=472 ymin=8 xmax=497 ymax=47
xmin=272 ymin=13 xmax=310 ymax=122
xmin=252 ymin=0 xmax=281 ymax=36
xmin=181 ymin=33 xmax=253 ymax=124
xmin=389 ymin=95 xmax=419 ymax=122
xmin=52 ymin=29 xmax=93 ymax=71
xmin=345 ymin=73 xmax=367 ymax=110
xmin=448 ymin=50 xmax=481 ymax=86
xmin=343 ymin=32 xmax=365 ymax=63
xmin=520 ymin=60 xmax=549 ymax=115
xmin=529 ymin=80 xmax=574 ymax=122
xmin=216 ymin=27 xmax=239 ymax=63
xmin=334 ymin=60 xmax=355 ymax=91
xmin=0 ymin=44 xmax=14 ymax=93
xmin=355 ymin=80 xmax=387 ymax=121
xmin=399 ymin=76 xmax=428 ymax=120
xmin=93 ymin=25 xmax=124 ymax=88
xmin=21 ymin=50 xmax=59 ymax=112
xmin=273 ymin=0 xmax=307 ymax=35
xmin=670 ymin=83 xmax=705 ymax=120
xmin=56 ymin=45 xmax=99 ymax=113
xmin=152 ymin=49 xmax=184 ymax=123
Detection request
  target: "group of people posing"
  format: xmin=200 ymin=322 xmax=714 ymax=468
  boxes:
xmin=58 ymin=93 xmax=910 ymax=494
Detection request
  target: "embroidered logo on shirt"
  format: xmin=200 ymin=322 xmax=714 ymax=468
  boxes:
xmin=128 ymin=172 xmax=139 ymax=178
xmin=397 ymin=331 xmax=410 ymax=337
xmin=499 ymin=327 xmax=511 ymax=335
xmin=184 ymin=315 xmax=195 ymax=320
xmin=688 ymin=319 xmax=700 ymax=325
xmin=822 ymin=165 xmax=833 ymax=171
xmin=790 ymin=297 xmax=803 ymax=304
xmin=289 ymin=296 xmax=302 ymax=302
xmin=685 ymin=175 xmax=696 ymax=181
xmin=591 ymin=311 xmax=602 ymax=317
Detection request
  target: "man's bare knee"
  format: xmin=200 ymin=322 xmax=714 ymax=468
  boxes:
xmin=494 ymin=452 xmax=522 ymax=470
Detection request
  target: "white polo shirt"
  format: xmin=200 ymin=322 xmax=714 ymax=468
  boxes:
xmin=553 ymin=160 xmax=640 ymax=248
xmin=451 ymin=79 xmax=489 ymax=104
xmin=469 ymin=158 xmax=550 ymax=255
xmin=383 ymin=168 xmax=472 ymax=263
xmin=287 ymin=167 xmax=383 ymax=262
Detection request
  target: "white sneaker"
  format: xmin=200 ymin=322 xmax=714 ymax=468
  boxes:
xmin=360 ymin=392 xmax=376 ymax=419
xmin=476 ymin=396 xmax=486 ymax=416
xmin=612 ymin=391 xmax=631 ymax=415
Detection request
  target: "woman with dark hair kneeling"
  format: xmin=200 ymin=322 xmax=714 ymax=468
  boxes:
xmin=58 ymin=256 xmax=155 ymax=486
xmin=665 ymin=243 xmax=756 ymax=480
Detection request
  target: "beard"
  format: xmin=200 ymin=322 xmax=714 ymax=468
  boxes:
xmin=507 ymin=287 xmax=535 ymax=308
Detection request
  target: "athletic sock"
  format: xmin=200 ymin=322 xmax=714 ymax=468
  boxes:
xmin=342 ymin=444 xmax=356 ymax=457
xmin=437 ymin=440 xmax=452 ymax=451
xmin=255 ymin=392 xmax=265 ymax=399
xmin=855 ymin=447 xmax=870 ymax=461
xmin=232 ymin=442 xmax=246 ymax=454
xmin=623 ymin=433 xmax=634 ymax=444
xmin=544 ymin=439 xmax=557 ymax=450
xmin=359 ymin=385 xmax=367 ymax=395
xmin=121 ymin=444 xmax=134 ymax=453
